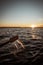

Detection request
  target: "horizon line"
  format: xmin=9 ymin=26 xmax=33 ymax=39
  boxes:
xmin=0 ymin=26 xmax=43 ymax=28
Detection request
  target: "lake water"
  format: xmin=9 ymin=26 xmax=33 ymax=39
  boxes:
xmin=0 ymin=27 xmax=43 ymax=65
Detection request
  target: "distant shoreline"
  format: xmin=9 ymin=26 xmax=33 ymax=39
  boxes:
xmin=0 ymin=27 xmax=43 ymax=28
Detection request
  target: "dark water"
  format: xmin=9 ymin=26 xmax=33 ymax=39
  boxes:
xmin=0 ymin=27 xmax=43 ymax=65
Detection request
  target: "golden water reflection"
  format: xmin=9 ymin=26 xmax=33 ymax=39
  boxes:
xmin=32 ymin=35 xmax=36 ymax=39
xmin=31 ymin=27 xmax=42 ymax=39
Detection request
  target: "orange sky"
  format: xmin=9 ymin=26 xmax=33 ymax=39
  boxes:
xmin=0 ymin=22 xmax=43 ymax=27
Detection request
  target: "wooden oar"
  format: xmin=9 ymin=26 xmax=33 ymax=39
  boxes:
xmin=0 ymin=35 xmax=18 ymax=47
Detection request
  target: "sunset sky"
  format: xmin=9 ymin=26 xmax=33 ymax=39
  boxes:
xmin=0 ymin=0 xmax=43 ymax=27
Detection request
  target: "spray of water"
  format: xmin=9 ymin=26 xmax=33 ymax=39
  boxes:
xmin=17 ymin=40 xmax=25 ymax=49
xmin=14 ymin=43 xmax=18 ymax=49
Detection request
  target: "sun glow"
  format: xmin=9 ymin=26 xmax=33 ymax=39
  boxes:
xmin=31 ymin=25 xmax=36 ymax=28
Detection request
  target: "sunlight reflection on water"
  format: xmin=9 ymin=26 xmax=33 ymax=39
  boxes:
xmin=30 ymin=27 xmax=42 ymax=39
xmin=0 ymin=27 xmax=43 ymax=40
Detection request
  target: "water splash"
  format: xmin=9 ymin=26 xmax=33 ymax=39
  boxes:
xmin=17 ymin=40 xmax=25 ymax=49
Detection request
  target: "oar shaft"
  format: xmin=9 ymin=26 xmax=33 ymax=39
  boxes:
xmin=0 ymin=35 xmax=18 ymax=47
